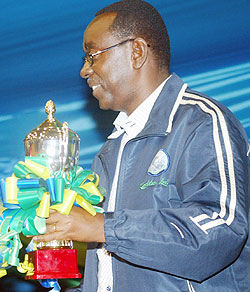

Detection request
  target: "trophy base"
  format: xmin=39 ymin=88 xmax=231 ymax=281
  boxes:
xmin=25 ymin=248 xmax=82 ymax=279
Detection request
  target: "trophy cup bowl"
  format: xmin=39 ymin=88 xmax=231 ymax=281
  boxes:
xmin=24 ymin=100 xmax=82 ymax=280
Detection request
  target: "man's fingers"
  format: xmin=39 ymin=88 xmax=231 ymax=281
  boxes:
xmin=46 ymin=222 xmax=58 ymax=233
xmin=33 ymin=232 xmax=62 ymax=242
xmin=46 ymin=216 xmax=57 ymax=224
xmin=33 ymin=219 xmax=67 ymax=242
xmin=46 ymin=209 xmax=64 ymax=224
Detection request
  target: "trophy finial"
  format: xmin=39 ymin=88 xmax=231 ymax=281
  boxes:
xmin=45 ymin=100 xmax=56 ymax=121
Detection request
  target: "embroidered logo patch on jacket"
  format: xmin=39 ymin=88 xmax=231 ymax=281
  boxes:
xmin=147 ymin=149 xmax=170 ymax=176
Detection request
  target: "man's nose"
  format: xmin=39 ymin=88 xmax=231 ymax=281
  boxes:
xmin=80 ymin=61 xmax=92 ymax=79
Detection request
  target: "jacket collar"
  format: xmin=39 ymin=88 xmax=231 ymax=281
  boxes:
xmin=139 ymin=73 xmax=187 ymax=136
xmin=108 ymin=77 xmax=169 ymax=139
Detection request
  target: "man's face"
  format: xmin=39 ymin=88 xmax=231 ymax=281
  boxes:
xmin=80 ymin=13 xmax=136 ymax=114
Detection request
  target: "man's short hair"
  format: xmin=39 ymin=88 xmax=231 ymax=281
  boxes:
xmin=96 ymin=0 xmax=170 ymax=71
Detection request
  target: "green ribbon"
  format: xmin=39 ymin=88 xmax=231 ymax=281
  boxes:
xmin=17 ymin=188 xmax=45 ymax=210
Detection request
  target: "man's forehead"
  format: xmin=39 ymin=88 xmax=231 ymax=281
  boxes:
xmin=83 ymin=13 xmax=117 ymax=49
xmin=90 ymin=12 xmax=117 ymax=27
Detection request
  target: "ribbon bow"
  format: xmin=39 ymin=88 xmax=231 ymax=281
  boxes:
xmin=0 ymin=154 xmax=104 ymax=277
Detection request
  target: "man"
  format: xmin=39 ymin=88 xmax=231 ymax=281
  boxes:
xmin=34 ymin=1 xmax=250 ymax=291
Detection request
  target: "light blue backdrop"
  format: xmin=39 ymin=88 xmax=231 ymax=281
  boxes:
xmin=0 ymin=0 xmax=250 ymax=178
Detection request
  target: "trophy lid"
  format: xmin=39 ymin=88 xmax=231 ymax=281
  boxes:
xmin=24 ymin=100 xmax=79 ymax=142
xmin=24 ymin=100 xmax=80 ymax=173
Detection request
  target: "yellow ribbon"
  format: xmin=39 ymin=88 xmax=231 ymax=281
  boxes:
xmin=5 ymin=177 xmax=19 ymax=204
xmin=24 ymin=160 xmax=51 ymax=180
xmin=0 ymin=269 xmax=7 ymax=278
xmin=50 ymin=189 xmax=77 ymax=215
xmin=80 ymin=181 xmax=103 ymax=201
xmin=76 ymin=195 xmax=96 ymax=216
xmin=17 ymin=254 xmax=34 ymax=276
xmin=36 ymin=192 xmax=51 ymax=218
xmin=0 ymin=262 xmax=8 ymax=278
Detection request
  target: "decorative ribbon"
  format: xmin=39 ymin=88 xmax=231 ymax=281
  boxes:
xmin=0 ymin=153 xmax=105 ymax=278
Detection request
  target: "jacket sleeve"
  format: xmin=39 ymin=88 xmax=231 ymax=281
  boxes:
xmin=103 ymin=111 xmax=250 ymax=282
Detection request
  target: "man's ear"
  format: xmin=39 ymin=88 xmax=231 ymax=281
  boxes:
xmin=131 ymin=38 xmax=149 ymax=69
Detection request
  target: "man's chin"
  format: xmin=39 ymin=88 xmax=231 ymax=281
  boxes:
xmin=93 ymin=92 xmax=117 ymax=112
xmin=98 ymin=101 xmax=111 ymax=111
xmin=97 ymin=98 xmax=116 ymax=112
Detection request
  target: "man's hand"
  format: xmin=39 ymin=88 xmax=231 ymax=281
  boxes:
xmin=32 ymin=206 xmax=105 ymax=243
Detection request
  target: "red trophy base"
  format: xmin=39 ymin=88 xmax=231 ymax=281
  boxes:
xmin=25 ymin=248 xmax=82 ymax=280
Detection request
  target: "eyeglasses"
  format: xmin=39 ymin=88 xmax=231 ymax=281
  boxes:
xmin=82 ymin=38 xmax=135 ymax=67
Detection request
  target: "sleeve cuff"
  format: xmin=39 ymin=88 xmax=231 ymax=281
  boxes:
xmin=104 ymin=212 xmax=118 ymax=253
